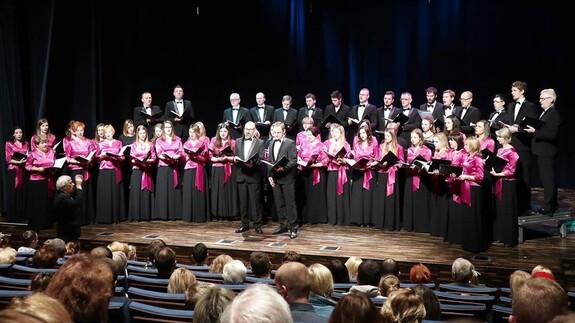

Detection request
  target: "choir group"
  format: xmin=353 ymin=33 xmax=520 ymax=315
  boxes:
xmin=4 ymin=81 xmax=560 ymax=253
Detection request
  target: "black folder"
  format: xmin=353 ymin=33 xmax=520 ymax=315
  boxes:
xmin=434 ymin=118 xmax=445 ymax=130
xmin=409 ymin=154 xmax=429 ymax=168
xmin=184 ymin=145 xmax=205 ymax=156
xmin=236 ymin=153 xmax=259 ymax=164
xmin=262 ymin=156 xmax=289 ymax=169
xmin=427 ymin=159 xmax=452 ymax=172
xmin=321 ymin=114 xmax=342 ymax=127
xmin=388 ymin=112 xmax=409 ymax=126
xmin=210 ymin=146 xmax=234 ymax=157
xmin=377 ymin=151 xmax=400 ymax=166
xmin=326 ymin=146 xmax=347 ymax=159
xmin=346 ymin=157 xmax=371 ymax=169
xmin=11 ymin=151 xmax=28 ymax=161
xmin=140 ymin=109 xmax=162 ymax=119
xmin=518 ymin=116 xmax=544 ymax=130
xmin=438 ymin=164 xmax=463 ymax=176
xmin=485 ymin=153 xmax=508 ymax=173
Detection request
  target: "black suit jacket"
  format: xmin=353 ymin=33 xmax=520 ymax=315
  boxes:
xmin=350 ymin=104 xmax=378 ymax=129
xmin=164 ymin=100 xmax=195 ymax=139
xmin=376 ymin=106 xmax=398 ymax=131
xmin=323 ymin=103 xmax=351 ymax=139
xmin=507 ymin=100 xmax=538 ymax=152
xmin=223 ymin=107 xmax=252 ymax=139
xmin=488 ymin=110 xmax=508 ymax=134
xmin=532 ymin=107 xmax=560 ymax=157
xmin=420 ymin=102 xmax=445 ymax=121
xmin=267 ymin=137 xmax=297 ymax=184
xmin=273 ymin=108 xmax=299 ymax=139
xmin=134 ymin=105 xmax=163 ymax=128
xmin=250 ymin=105 xmax=275 ymax=140
xmin=391 ymin=107 xmax=421 ymax=142
xmin=53 ymin=188 xmax=85 ymax=241
xmin=457 ymin=106 xmax=481 ymax=135
xmin=235 ymin=137 xmax=265 ymax=183
xmin=297 ymin=106 xmax=324 ymax=131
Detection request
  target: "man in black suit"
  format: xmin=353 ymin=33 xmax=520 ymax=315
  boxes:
xmin=525 ymin=89 xmax=560 ymax=215
xmin=456 ymin=91 xmax=481 ymax=136
xmin=395 ymin=91 xmax=422 ymax=143
xmin=267 ymin=122 xmax=299 ymax=239
xmin=507 ymin=81 xmax=538 ymax=214
xmin=234 ymin=122 xmax=266 ymax=233
xmin=488 ymin=93 xmax=509 ymax=142
xmin=348 ymin=88 xmax=378 ymax=143
xmin=273 ymin=95 xmax=299 ymax=140
xmin=250 ymin=92 xmax=274 ymax=142
xmin=163 ymin=85 xmax=195 ymax=141
xmin=322 ymin=90 xmax=351 ymax=141
xmin=53 ymin=174 xmax=84 ymax=242
xmin=297 ymin=93 xmax=324 ymax=132
xmin=376 ymin=90 xmax=398 ymax=133
xmin=419 ymin=86 xmax=444 ymax=121
xmin=133 ymin=91 xmax=163 ymax=138
xmin=223 ymin=92 xmax=252 ymax=139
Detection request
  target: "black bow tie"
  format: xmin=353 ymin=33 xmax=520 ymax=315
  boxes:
xmin=427 ymin=104 xmax=433 ymax=108
xmin=308 ymin=108 xmax=314 ymax=111
xmin=516 ymin=101 xmax=521 ymax=105
xmin=384 ymin=107 xmax=391 ymax=111
xmin=274 ymin=139 xmax=281 ymax=143
xmin=176 ymin=101 xmax=183 ymax=104
xmin=258 ymin=106 xmax=265 ymax=109
xmin=359 ymin=105 xmax=366 ymax=108
xmin=403 ymin=108 xmax=410 ymax=111
xmin=244 ymin=138 xmax=252 ymax=141
xmin=233 ymin=108 xmax=239 ymax=111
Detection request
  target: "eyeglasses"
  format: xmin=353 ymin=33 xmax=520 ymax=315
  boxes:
xmin=460 ymin=98 xmax=471 ymax=101
xmin=539 ymin=97 xmax=551 ymax=101
xmin=493 ymin=100 xmax=503 ymax=103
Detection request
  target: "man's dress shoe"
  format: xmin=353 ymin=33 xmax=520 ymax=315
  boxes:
xmin=272 ymin=226 xmax=288 ymax=235
xmin=290 ymin=229 xmax=298 ymax=239
xmin=255 ymin=228 xmax=263 ymax=234
xmin=235 ymin=226 xmax=249 ymax=233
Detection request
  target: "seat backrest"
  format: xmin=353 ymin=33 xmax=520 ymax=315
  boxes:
xmin=491 ymin=304 xmax=513 ymax=323
xmin=0 ymin=275 xmax=31 ymax=291
xmin=0 ymin=290 xmax=32 ymax=310
xmin=440 ymin=303 xmax=487 ymax=321
xmin=218 ymin=283 xmax=249 ymax=293
xmin=10 ymin=264 xmax=58 ymax=280
xmin=568 ymin=291 xmax=575 ymax=310
xmin=438 ymin=283 xmax=498 ymax=296
xmin=126 ymin=265 xmax=159 ymax=277
xmin=129 ymin=300 xmax=194 ymax=323
xmin=176 ymin=263 xmax=211 ymax=272
xmin=400 ymin=282 xmax=437 ymax=289
xmin=127 ymin=287 xmax=186 ymax=309
xmin=434 ymin=290 xmax=495 ymax=307
xmin=245 ymin=276 xmax=274 ymax=285
xmin=193 ymin=271 xmax=224 ymax=284
xmin=127 ymin=274 xmax=169 ymax=293
xmin=333 ymin=283 xmax=355 ymax=292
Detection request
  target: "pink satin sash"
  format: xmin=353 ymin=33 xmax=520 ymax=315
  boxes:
xmin=141 ymin=171 xmax=153 ymax=192
xmin=14 ymin=167 xmax=23 ymax=189
xmin=337 ymin=167 xmax=348 ymax=196
xmin=451 ymin=180 xmax=472 ymax=206
xmin=195 ymin=166 xmax=205 ymax=192
xmin=363 ymin=170 xmax=372 ymax=190
xmin=223 ymin=163 xmax=232 ymax=184
xmin=386 ymin=168 xmax=396 ymax=196
xmin=313 ymin=168 xmax=321 ymax=185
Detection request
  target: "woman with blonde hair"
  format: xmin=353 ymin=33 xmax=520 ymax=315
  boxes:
xmin=95 ymin=124 xmax=125 ymax=224
xmin=210 ymin=254 xmax=233 ymax=273
xmin=379 ymin=274 xmax=400 ymax=297
xmin=308 ymin=263 xmax=337 ymax=317
xmin=168 ymin=267 xmax=197 ymax=293
xmin=324 ymin=123 xmax=352 ymax=226
xmin=155 ymin=120 xmax=183 ymax=220
xmin=429 ymin=132 xmax=452 ymax=238
xmin=344 ymin=256 xmax=362 ymax=280
xmin=182 ymin=122 xmax=211 ymax=222
xmin=128 ymin=125 xmax=156 ymax=221
xmin=380 ymin=288 xmax=426 ymax=323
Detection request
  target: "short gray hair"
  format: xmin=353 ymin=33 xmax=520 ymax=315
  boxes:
xmin=56 ymin=175 xmax=72 ymax=190
xmin=452 ymin=258 xmax=474 ymax=283
xmin=222 ymin=260 xmax=247 ymax=284
xmin=220 ymin=283 xmax=293 ymax=323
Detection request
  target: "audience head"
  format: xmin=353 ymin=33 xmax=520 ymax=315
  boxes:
xmin=127 ymin=244 xmax=137 ymax=260
xmin=47 ymin=238 xmax=66 ymax=258
xmin=328 ymin=292 xmax=382 ymax=323
xmin=21 ymin=230 xmax=38 ymax=249
xmin=379 ymin=274 xmax=400 ymax=297
xmin=380 ymin=288 xmax=426 ymax=323
xmin=192 ymin=242 xmax=209 ymax=265
xmin=111 ymin=250 xmax=128 ymax=276
xmin=45 ymin=254 xmax=114 ymax=322
xmin=185 ymin=282 xmax=217 ymax=310
xmin=107 ymin=241 xmax=130 ymax=256
xmin=509 ymin=270 xmax=532 ymax=297
xmin=65 ymin=241 xmax=80 ymax=256
xmin=0 ymin=234 xmax=11 ymax=248
xmin=89 ymin=246 xmax=113 ymax=259
xmin=193 ymin=285 xmax=236 ymax=323
xmin=220 ymin=283 xmax=293 ymax=323
xmin=6 ymin=292 xmax=73 ymax=323
xmin=531 ymin=265 xmax=555 ymax=281
xmin=411 ymin=284 xmax=442 ymax=321
xmin=31 ymin=244 xmax=58 ymax=268
xmin=249 ymin=251 xmax=271 ymax=278
xmin=344 ymin=256 xmax=363 ymax=280
xmin=357 ymin=259 xmax=383 ymax=286
xmin=29 ymin=272 xmax=54 ymax=292
xmin=308 ymin=263 xmax=334 ymax=298
xmin=0 ymin=246 xmax=17 ymax=264
xmin=381 ymin=258 xmax=400 ymax=277
xmin=154 ymin=247 xmax=177 ymax=278
xmin=451 ymin=258 xmax=475 ymax=283
xmin=409 ymin=263 xmax=432 ymax=283
xmin=210 ymin=254 xmax=233 ymax=273
xmin=223 ymin=259 xmax=247 ymax=284
xmin=275 ymin=261 xmax=312 ymax=303
xmin=168 ymin=267 xmax=197 ymax=294
xmin=282 ymin=250 xmax=303 ymax=263
xmin=509 ymin=277 xmax=569 ymax=323
xmin=326 ymin=259 xmax=350 ymax=283
xmin=146 ymin=239 xmax=167 ymax=262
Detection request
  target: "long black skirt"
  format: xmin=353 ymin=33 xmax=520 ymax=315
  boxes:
xmin=493 ymin=179 xmax=518 ymax=246
xmin=349 ymin=169 xmax=375 ymax=225
xmin=96 ymin=169 xmax=125 ymax=223
xmin=459 ymin=186 xmax=490 ymax=253
xmin=325 ymin=171 xmax=351 ymax=226
xmin=182 ymin=167 xmax=210 ymax=222
xmin=154 ymin=166 xmax=183 ymax=220
xmin=210 ymin=166 xmax=238 ymax=219
xmin=128 ymin=169 xmax=154 ymax=221
xmin=372 ymin=172 xmax=402 ymax=231
xmin=68 ymin=169 xmax=95 ymax=225
xmin=5 ymin=169 xmax=26 ymax=222
xmin=430 ymin=176 xmax=450 ymax=237
xmin=403 ymin=173 xmax=432 ymax=232
xmin=26 ymin=179 xmax=53 ymax=231
xmin=300 ymin=169 xmax=327 ymax=224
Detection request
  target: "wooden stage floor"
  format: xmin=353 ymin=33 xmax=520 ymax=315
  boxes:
xmin=1 ymin=188 xmax=574 ymax=290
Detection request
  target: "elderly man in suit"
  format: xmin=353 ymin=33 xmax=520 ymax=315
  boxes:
xmin=133 ymin=92 xmax=163 ymax=138
xmin=223 ymin=93 xmax=252 ymax=139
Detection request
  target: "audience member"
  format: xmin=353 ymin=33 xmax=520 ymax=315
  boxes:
xmin=275 ymin=261 xmax=328 ymax=323
xmin=185 ymin=282 xmax=217 ymax=310
xmin=146 ymin=238 xmax=167 ymax=265
xmin=210 ymin=254 xmax=233 ymax=273
xmin=509 ymin=270 xmax=532 ymax=297
xmin=344 ymin=256 xmax=363 ymax=281
xmin=380 ymin=288 xmax=426 ymax=323
xmin=509 ymin=277 xmax=569 ymax=323
xmin=192 ymin=242 xmax=210 ymax=266
xmin=45 ymin=254 xmax=114 ymax=322
xmin=44 ymin=238 xmax=66 ymax=259
xmin=29 ymin=272 xmax=54 ymax=292
xmin=411 ymin=284 xmax=442 ymax=321
xmin=154 ymin=247 xmax=177 ymax=278
xmin=220 ymin=283 xmax=293 ymax=323
xmin=449 ymin=257 xmax=477 ymax=287
xmin=5 ymin=292 xmax=73 ymax=323
xmin=64 ymin=241 xmax=81 ymax=256
xmin=409 ymin=263 xmax=432 ymax=284
xmin=127 ymin=244 xmax=137 ymax=260
xmin=349 ymin=259 xmax=383 ymax=298
xmin=0 ymin=309 xmax=47 ymax=323
xmin=18 ymin=230 xmax=38 ymax=253
xmin=308 ymin=263 xmax=337 ymax=317
xmin=90 ymin=245 xmax=113 ymax=259
xmin=31 ymin=244 xmax=58 ymax=268
xmin=379 ymin=274 xmax=400 ymax=297
xmin=282 ymin=250 xmax=303 ymax=263
xmin=193 ymin=285 xmax=236 ymax=323
xmin=222 ymin=259 xmax=247 ymax=284
xmin=249 ymin=251 xmax=272 ymax=279
xmin=168 ymin=267 xmax=197 ymax=294
xmin=326 ymin=259 xmax=350 ymax=283
xmin=108 ymin=241 xmax=130 ymax=256
xmin=381 ymin=258 xmax=400 ymax=278
xmin=531 ymin=264 xmax=556 ymax=281
xmin=111 ymin=250 xmax=128 ymax=277
xmin=0 ymin=245 xmax=17 ymax=264
xmin=328 ymin=292 xmax=382 ymax=323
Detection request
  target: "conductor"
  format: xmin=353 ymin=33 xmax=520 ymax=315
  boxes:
xmin=53 ymin=174 xmax=85 ymax=242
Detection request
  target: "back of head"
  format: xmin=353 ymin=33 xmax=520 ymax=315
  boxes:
xmin=111 ymin=251 xmax=128 ymax=276
xmin=168 ymin=268 xmax=197 ymax=294
xmin=327 ymin=259 xmax=350 ymax=283
xmin=210 ymin=254 xmax=233 ymax=273
xmin=409 ymin=263 xmax=432 ymax=283
xmin=193 ymin=285 xmax=236 ymax=323
xmin=192 ymin=242 xmax=209 ymax=265
xmin=31 ymin=244 xmax=58 ymax=268
xmin=308 ymin=263 xmax=334 ymax=298
xmin=222 ymin=260 xmax=247 ymax=284
xmin=147 ymin=239 xmax=167 ymax=262
xmin=249 ymin=251 xmax=270 ymax=278
xmin=411 ymin=284 xmax=442 ymax=321
xmin=220 ymin=283 xmax=293 ymax=323
xmin=511 ymin=277 xmax=569 ymax=323
xmin=0 ymin=247 xmax=17 ymax=264
xmin=381 ymin=258 xmax=400 ymax=277
xmin=29 ymin=272 xmax=54 ymax=292
xmin=275 ymin=261 xmax=312 ymax=301
xmin=46 ymin=238 xmax=66 ymax=258
xmin=282 ymin=250 xmax=302 ymax=263
xmin=0 ymin=309 xmax=53 ymax=323
xmin=22 ymin=230 xmax=38 ymax=249
xmin=8 ymin=292 xmax=73 ymax=323
xmin=185 ymin=282 xmax=217 ymax=310
xmin=90 ymin=246 xmax=113 ymax=259
xmin=451 ymin=258 xmax=474 ymax=283
xmin=45 ymin=254 xmax=114 ymax=322
xmin=379 ymin=274 xmax=400 ymax=297
xmin=357 ymin=259 xmax=383 ymax=286
xmin=345 ymin=256 xmax=363 ymax=280
xmin=329 ymin=292 xmax=381 ymax=323
xmin=154 ymin=247 xmax=177 ymax=278
xmin=509 ymin=270 xmax=531 ymax=296
xmin=380 ymin=288 xmax=426 ymax=323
